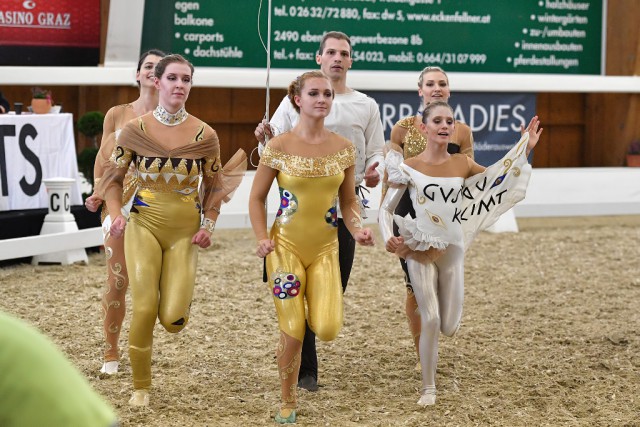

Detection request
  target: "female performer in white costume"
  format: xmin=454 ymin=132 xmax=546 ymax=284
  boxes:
xmin=379 ymin=101 xmax=542 ymax=406
xmin=385 ymin=66 xmax=474 ymax=367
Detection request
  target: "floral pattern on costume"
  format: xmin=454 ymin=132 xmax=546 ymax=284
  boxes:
xmin=272 ymin=271 xmax=302 ymax=300
xmin=276 ymin=187 xmax=298 ymax=225
xmin=325 ymin=195 xmax=338 ymax=227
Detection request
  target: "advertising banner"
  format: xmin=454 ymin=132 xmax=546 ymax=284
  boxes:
xmin=368 ymin=91 xmax=537 ymax=166
xmin=0 ymin=0 xmax=100 ymax=65
xmin=142 ymin=0 xmax=604 ymax=74
xmin=0 ymin=113 xmax=82 ymax=210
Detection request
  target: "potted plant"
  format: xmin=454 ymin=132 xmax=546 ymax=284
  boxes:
xmin=30 ymin=87 xmax=53 ymax=114
xmin=627 ymin=139 xmax=640 ymax=167
xmin=77 ymin=111 xmax=105 ymax=148
xmin=76 ymin=111 xmax=105 ymax=194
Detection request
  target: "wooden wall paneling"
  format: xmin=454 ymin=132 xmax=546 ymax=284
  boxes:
xmin=188 ymin=87 xmax=231 ymax=123
xmin=545 ymin=126 xmax=584 ymax=167
xmin=212 ymin=123 xmax=232 ymax=162
xmin=551 ymin=92 xmax=585 ymax=166
xmin=596 ymin=0 xmax=640 ymax=167
xmin=531 ymin=93 xmax=549 ymax=168
xmin=75 ymin=86 xmax=104 ymax=151
xmin=584 ymin=93 xmax=602 ymax=166
xmin=606 ymin=0 xmax=640 ymax=75
xmin=269 ymin=89 xmax=288 ymax=117
xmin=533 ymin=93 xmax=550 ymax=168
xmin=102 ymin=86 xmax=139 ymax=111
xmin=231 ymin=124 xmax=263 ymax=169
xmin=619 ymin=16 xmax=640 ymax=166
xmin=535 ymin=93 xmax=585 ymax=167
xmin=609 ymin=92 xmax=637 ymax=166
xmin=585 ymin=93 xmax=637 ymax=167
xmin=2 ymin=87 xmax=32 ymax=110
xmin=545 ymin=93 xmax=584 ymax=125
xmin=54 ymin=85 xmax=79 ymax=118
xmin=231 ymin=88 xmax=270 ymax=123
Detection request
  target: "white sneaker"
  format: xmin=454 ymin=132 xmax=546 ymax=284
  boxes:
xmin=128 ymin=389 xmax=150 ymax=406
xmin=417 ymin=386 xmax=436 ymax=406
xmin=100 ymin=361 xmax=119 ymax=375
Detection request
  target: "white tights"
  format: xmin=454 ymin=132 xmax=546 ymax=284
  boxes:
xmin=406 ymin=244 xmax=464 ymax=392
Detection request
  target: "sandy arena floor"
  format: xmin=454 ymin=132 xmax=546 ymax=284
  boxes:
xmin=1 ymin=216 xmax=639 ymax=426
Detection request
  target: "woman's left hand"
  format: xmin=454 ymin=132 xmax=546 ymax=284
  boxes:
xmin=192 ymin=229 xmax=212 ymax=249
xmin=523 ymin=116 xmax=543 ymax=155
xmin=354 ymin=228 xmax=375 ymax=246
xmin=84 ymin=193 xmax=102 ymax=212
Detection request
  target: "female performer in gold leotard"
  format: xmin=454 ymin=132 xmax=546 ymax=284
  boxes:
xmin=85 ymin=49 xmax=165 ymax=375
xmin=249 ymin=71 xmax=375 ymax=424
xmin=95 ymin=54 xmax=246 ymax=406
xmin=385 ymin=66 xmax=474 ymax=367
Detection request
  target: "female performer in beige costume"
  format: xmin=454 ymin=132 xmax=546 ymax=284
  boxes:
xmin=85 ymin=49 xmax=165 ymax=375
xmin=249 ymin=71 xmax=374 ymax=424
xmin=95 ymin=54 xmax=246 ymax=406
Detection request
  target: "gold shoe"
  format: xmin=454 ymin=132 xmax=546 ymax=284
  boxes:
xmin=275 ymin=408 xmax=296 ymax=424
xmin=129 ymin=389 xmax=150 ymax=406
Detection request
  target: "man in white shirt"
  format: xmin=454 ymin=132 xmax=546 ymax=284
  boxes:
xmin=255 ymin=31 xmax=385 ymax=392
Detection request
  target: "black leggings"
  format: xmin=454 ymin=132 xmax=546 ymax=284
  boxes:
xmin=394 ymin=190 xmax=416 ymax=288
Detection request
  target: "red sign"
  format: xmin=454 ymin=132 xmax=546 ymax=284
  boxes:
xmin=0 ymin=0 xmax=99 ymax=48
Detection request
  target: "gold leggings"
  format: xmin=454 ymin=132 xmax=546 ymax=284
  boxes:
xmin=405 ymin=246 xmax=465 ymax=392
xmin=266 ymin=238 xmax=343 ymax=408
xmin=124 ymin=211 xmax=199 ymax=390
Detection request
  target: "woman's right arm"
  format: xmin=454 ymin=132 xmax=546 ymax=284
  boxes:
xmin=93 ymin=120 xmax=134 ymax=237
xmin=102 ymin=145 xmax=131 ymax=237
xmin=381 ymin=123 xmax=407 ymax=203
xmin=248 ymin=163 xmax=278 ymax=257
xmin=378 ymin=183 xmax=407 ymax=253
xmin=378 ymin=146 xmax=409 ymax=253
xmin=85 ymin=108 xmax=117 ymax=212
xmin=93 ymin=108 xmax=117 ymax=186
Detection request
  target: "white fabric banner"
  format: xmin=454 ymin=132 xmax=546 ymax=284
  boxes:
xmin=0 ymin=113 xmax=83 ymax=211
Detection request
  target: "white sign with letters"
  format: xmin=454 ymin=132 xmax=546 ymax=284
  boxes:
xmin=0 ymin=113 xmax=83 ymax=211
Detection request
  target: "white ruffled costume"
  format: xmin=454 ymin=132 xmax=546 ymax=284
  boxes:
xmin=384 ymin=133 xmax=532 ymax=252
xmin=378 ymin=133 xmax=532 ymax=406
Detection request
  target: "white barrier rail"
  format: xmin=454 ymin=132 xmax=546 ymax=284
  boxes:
xmin=2 ymin=167 xmax=638 ymax=262
xmin=1 ymin=67 xmax=639 ymax=93
xmin=217 ymin=167 xmax=640 ymax=228
xmin=0 ymin=227 xmax=103 ymax=262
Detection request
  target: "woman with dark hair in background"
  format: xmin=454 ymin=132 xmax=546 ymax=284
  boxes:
xmin=85 ymin=49 xmax=165 ymax=375
xmin=0 ymin=90 xmax=10 ymax=114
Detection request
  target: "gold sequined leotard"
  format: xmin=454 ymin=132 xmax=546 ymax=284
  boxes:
xmin=260 ymin=142 xmax=356 ymax=342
